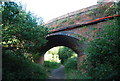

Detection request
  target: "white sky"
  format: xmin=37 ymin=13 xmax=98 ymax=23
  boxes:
xmin=14 ymin=0 xmax=97 ymax=23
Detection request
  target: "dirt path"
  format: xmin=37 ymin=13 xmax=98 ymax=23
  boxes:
xmin=49 ymin=65 xmax=65 ymax=79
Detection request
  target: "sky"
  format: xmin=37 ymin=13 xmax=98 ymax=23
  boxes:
xmin=14 ymin=0 xmax=97 ymax=23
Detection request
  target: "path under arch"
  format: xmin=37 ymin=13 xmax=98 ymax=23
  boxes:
xmin=49 ymin=65 xmax=65 ymax=79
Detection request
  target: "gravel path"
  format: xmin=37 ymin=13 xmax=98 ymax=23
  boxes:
xmin=49 ymin=65 xmax=65 ymax=79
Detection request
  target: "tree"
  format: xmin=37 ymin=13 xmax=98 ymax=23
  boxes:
xmin=2 ymin=2 xmax=48 ymax=80
xmin=58 ymin=46 xmax=76 ymax=64
xmin=2 ymin=2 xmax=48 ymax=61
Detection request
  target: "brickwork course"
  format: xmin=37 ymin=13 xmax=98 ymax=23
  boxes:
xmin=45 ymin=2 xmax=116 ymax=29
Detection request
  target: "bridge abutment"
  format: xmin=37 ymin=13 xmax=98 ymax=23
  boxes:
xmin=37 ymin=54 xmax=44 ymax=64
xmin=77 ymin=54 xmax=86 ymax=70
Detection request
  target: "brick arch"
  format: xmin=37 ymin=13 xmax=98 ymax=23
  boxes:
xmin=41 ymin=31 xmax=85 ymax=55
xmin=38 ymin=32 xmax=86 ymax=69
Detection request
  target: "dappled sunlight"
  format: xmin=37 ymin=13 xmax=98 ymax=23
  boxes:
xmin=44 ymin=46 xmax=78 ymax=63
xmin=45 ymin=46 xmax=61 ymax=63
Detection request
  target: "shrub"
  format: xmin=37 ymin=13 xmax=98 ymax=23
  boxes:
xmin=64 ymin=57 xmax=78 ymax=70
xmin=64 ymin=57 xmax=92 ymax=79
xmin=2 ymin=2 xmax=48 ymax=62
xmin=2 ymin=49 xmax=48 ymax=80
xmin=58 ymin=46 xmax=76 ymax=64
xmin=44 ymin=61 xmax=61 ymax=70
xmin=82 ymin=18 xmax=120 ymax=79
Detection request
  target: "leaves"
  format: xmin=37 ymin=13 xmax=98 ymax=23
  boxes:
xmin=2 ymin=2 xmax=49 ymax=80
xmin=58 ymin=46 xmax=77 ymax=64
xmin=2 ymin=2 xmax=48 ymax=55
xmin=83 ymin=15 xmax=120 ymax=79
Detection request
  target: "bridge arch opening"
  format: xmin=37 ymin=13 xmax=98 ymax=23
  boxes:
xmin=38 ymin=33 xmax=86 ymax=70
xmin=44 ymin=46 xmax=78 ymax=64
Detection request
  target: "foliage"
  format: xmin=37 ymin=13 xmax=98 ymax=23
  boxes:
xmin=64 ymin=57 xmax=92 ymax=79
xmin=45 ymin=47 xmax=60 ymax=63
xmin=58 ymin=46 xmax=77 ymax=64
xmin=89 ymin=3 xmax=116 ymax=17
xmin=81 ymin=16 xmax=120 ymax=79
xmin=57 ymin=18 xmax=67 ymax=24
xmin=44 ymin=61 xmax=61 ymax=69
xmin=64 ymin=3 xmax=120 ymax=78
xmin=2 ymin=49 xmax=48 ymax=80
xmin=2 ymin=2 xmax=48 ymax=61
xmin=64 ymin=57 xmax=78 ymax=70
xmin=64 ymin=2 xmax=120 ymax=79
xmin=2 ymin=2 xmax=48 ymax=80
xmin=43 ymin=61 xmax=61 ymax=74
xmin=65 ymin=69 xmax=92 ymax=79
xmin=74 ymin=14 xmax=80 ymax=21
xmin=68 ymin=19 xmax=74 ymax=24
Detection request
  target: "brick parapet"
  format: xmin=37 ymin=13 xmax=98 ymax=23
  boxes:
xmin=45 ymin=5 xmax=98 ymax=25
xmin=45 ymin=2 xmax=114 ymax=28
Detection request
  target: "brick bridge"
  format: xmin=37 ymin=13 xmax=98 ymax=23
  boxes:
xmin=38 ymin=2 xmax=120 ymax=69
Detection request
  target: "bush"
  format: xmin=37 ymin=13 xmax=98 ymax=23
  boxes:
xmin=44 ymin=61 xmax=60 ymax=72
xmin=58 ymin=46 xmax=76 ymax=64
xmin=44 ymin=61 xmax=61 ymax=69
xmin=64 ymin=57 xmax=92 ymax=79
xmin=2 ymin=49 xmax=48 ymax=80
xmin=2 ymin=2 xmax=49 ymax=80
xmin=82 ymin=18 xmax=120 ymax=79
xmin=64 ymin=57 xmax=78 ymax=70
xmin=65 ymin=69 xmax=92 ymax=79
xmin=2 ymin=2 xmax=48 ymax=62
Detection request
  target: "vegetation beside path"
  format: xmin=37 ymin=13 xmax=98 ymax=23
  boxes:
xmin=2 ymin=2 xmax=48 ymax=80
xmin=64 ymin=16 xmax=120 ymax=79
